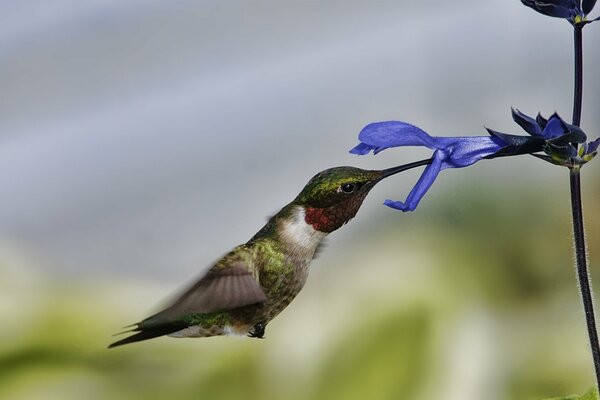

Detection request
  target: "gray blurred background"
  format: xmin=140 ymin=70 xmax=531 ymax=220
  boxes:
xmin=1 ymin=1 xmax=599 ymax=399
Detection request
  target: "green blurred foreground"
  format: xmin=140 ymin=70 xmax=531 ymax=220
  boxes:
xmin=1 ymin=178 xmax=599 ymax=400
xmin=547 ymin=388 xmax=599 ymax=400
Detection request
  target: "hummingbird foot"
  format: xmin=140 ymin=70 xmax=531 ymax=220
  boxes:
xmin=248 ymin=322 xmax=266 ymax=339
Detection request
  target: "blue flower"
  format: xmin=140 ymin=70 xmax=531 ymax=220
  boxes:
xmin=521 ymin=0 xmax=598 ymax=23
xmin=487 ymin=109 xmax=597 ymax=166
xmin=350 ymin=122 xmax=507 ymax=211
xmin=350 ymin=109 xmax=597 ymax=212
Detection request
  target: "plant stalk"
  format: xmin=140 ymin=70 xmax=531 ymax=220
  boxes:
xmin=570 ymin=23 xmax=600 ymax=390
xmin=570 ymin=168 xmax=600 ymax=389
xmin=572 ymin=25 xmax=583 ymax=127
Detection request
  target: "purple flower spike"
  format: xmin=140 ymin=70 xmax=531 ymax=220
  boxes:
xmin=350 ymin=121 xmax=506 ymax=211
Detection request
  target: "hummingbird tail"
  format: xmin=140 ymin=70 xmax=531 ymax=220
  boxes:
xmin=108 ymin=325 xmax=184 ymax=349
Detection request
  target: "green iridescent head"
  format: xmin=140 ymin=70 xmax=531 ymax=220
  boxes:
xmin=291 ymin=162 xmax=429 ymax=233
xmin=294 ymin=160 xmax=431 ymax=209
xmin=294 ymin=166 xmax=381 ymax=208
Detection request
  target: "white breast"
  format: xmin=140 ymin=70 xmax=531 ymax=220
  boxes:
xmin=278 ymin=206 xmax=327 ymax=255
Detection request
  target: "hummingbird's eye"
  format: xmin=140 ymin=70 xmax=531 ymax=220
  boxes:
xmin=340 ymin=183 xmax=356 ymax=194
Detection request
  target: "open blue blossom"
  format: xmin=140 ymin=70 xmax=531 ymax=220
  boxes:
xmin=350 ymin=109 xmax=597 ymax=212
xmin=350 ymin=122 xmax=507 ymax=211
xmin=521 ymin=0 xmax=599 ymax=23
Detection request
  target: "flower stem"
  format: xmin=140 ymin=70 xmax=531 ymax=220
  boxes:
xmin=569 ymin=23 xmax=599 ymax=389
xmin=569 ymin=168 xmax=600 ymax=389
xmin=572 ymin=24 xmax=583 ymax=126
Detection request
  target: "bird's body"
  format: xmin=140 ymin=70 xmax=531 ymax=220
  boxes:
xmin=109 ymin=161 xmax=429 ymax=348
xmin=168 ymin=204 xmax=325 ymax=339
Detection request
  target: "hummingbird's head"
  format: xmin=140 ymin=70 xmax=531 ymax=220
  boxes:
xmin=294 ymin=161 xmax=429 ymax=233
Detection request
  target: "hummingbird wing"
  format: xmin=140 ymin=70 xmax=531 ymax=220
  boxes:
xmin=150 ymin=261 xmax=266 ymax=321
xmin=108 ymin=259 xmax=266 ymax=348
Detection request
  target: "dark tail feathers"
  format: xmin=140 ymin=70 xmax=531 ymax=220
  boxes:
xmin=108 ymin=325 xmax=185 ymax=349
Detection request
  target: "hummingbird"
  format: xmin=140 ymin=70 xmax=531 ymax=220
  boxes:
xmin=109 ymin=159 xmax=430 ymax=348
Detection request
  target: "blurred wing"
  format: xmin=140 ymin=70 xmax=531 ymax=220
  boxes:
xmin=149 ymin=261 xmax=266 ymax=322
xmin=108 ymin=259 xmax=267 ymax=348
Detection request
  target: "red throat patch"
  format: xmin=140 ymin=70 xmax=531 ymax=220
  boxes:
xmin=303 ymin=190 xmax=370 ymax=233
xmin=304 ymin=207 xmax=332 ymax=232
xmin=304 ymin=203 xmax=360 ymax=233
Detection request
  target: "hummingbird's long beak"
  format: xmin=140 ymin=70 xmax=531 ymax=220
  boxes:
xmin=379 ymin=158 xmax=433 ymax=179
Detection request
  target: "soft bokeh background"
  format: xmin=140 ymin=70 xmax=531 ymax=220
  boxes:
xmin=1 ymin=1 xmax=599 ymax=399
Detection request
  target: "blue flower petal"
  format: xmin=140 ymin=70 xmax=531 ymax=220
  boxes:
xmin=356 ymin=121 xmax=504 ymax=167
xmin=541 ymin=113 xmax=569 ymax=139
xmin=536 ymin=113 xmax=548 ymax=129
xmin=512 ymin=108 xmax=543 ymax=136
xmin=349 ymin=142 xmax=376 ymax=155
xmin=486 ymin=128 xmax=546 ymax=156
xmin=521 ymin=0 xmax=580 ymax=18
xmin=438 ymin=136 xmax=505 ymax=168
xmin=383 ymin=151 xmax=444 ymax=212
xmin=587 ymin=138 xmax=600 ymax=154
xmin=510 ymin=111 xmax=586 ymax=144
xmin=583 ymin=0 xmax=597 ymax=14
xmin=357 ymin=121 xmax=437 ymax=151
xmin=564 ymin=123 xmax=588 ymax=143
